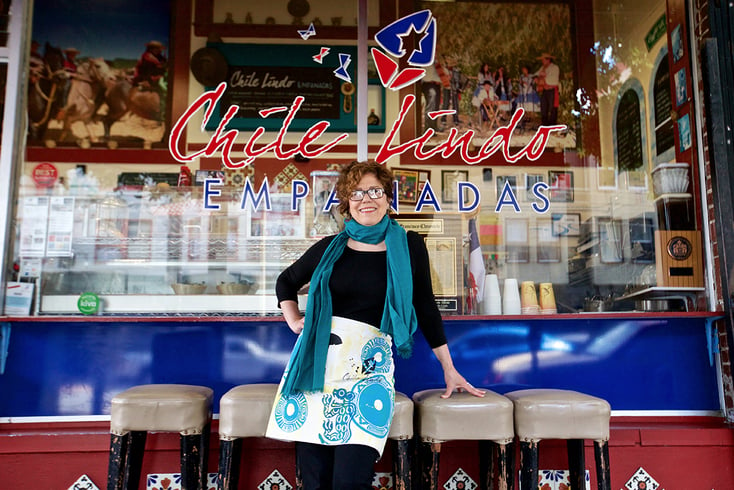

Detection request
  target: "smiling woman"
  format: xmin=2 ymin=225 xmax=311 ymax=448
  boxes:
xmin=268 ymin=161 xmax=484 ymax=489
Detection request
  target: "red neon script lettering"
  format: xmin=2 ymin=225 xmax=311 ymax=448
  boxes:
xmin=168 ymin=82 xmax=349 ymax=168
xmin=375 ymin=95 xmax=566 ymax=165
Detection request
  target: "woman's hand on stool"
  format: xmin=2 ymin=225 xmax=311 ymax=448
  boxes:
xmin=432 ymin=344 xmax=486 ymax=398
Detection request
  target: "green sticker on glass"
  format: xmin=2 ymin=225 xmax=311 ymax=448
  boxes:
xmin=77 ymin=292 xmax=100 ymax=315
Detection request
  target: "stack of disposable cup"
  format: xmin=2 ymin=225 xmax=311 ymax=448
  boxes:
xmin=502 ymin=278 xmax=521 ymax=315
xmin=482 ymin=274 xmax=502 ymax=315
xmin=539 ymin=282 xmax=557 ymax=314
xmin=520 ymin=281 xmax=540 ymax=315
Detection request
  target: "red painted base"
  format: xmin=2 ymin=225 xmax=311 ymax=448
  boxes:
xmin=1 ymin=417 xmax=733 ymax=489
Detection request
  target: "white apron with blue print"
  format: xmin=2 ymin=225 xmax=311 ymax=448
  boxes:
xmin=265 ymin=316 xmax=396 ymax=456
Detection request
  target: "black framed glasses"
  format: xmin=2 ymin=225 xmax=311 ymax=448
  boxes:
xmin=349 ymin=187 xmax=385 ymax=201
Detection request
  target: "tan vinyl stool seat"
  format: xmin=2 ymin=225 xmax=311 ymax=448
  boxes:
xmin=413 ymin=389 xmax=515 ymax=490
xmin=505 ymin=389 xmax=611 ymax=490
xmin=216 ymin=384 xmax=278 ymax=490
xmin=107 ymin=384 xmax=214 ymax=490
xmin=219 ymin=383 xmax=278 ymax=440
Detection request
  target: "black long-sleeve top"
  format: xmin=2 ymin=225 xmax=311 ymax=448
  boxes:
xmin=276 ymin=231 xmax=448 ymax=348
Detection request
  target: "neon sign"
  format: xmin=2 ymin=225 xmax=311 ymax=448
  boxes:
xmin=169 ymin=85 xmax=565 ymax=167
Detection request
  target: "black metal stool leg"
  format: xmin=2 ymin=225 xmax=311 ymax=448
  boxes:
xmin=419 ymin=440 xmax=441 ymax=490
xmin=504 ymin=441 xmax=515 ymax=490
xmin=123 ymin=431 xmax=147 ymax=490
xmin=199 ymin=422 xmax=212 ymax=489
xmin=107 ymin=433 xmax=129 ymax=490
xmin=393 ymin=438 xmax=413 ymax=490
xmin=181 ymin=433 xmax=203 ymax=490
xmin=519 ymin=441 xmax=538 ymax=490
xmin=594 ymin=440 xmax=611 ymax=490
xmin=217 ymin=438 xmax=243 ymax=490
xmin=478 ymin=440 xmax=495 ymax=490
xmin=567 ymin=439 xmax=585 ymax=490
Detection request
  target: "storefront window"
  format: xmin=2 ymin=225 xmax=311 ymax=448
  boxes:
xmin=5 ymin=0 xmax=709 ymax=316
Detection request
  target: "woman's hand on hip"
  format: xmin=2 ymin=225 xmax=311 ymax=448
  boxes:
xmin=280 ymin=300 xmax=305 ymax=334
xmin=288 ymin=316 xmax=305 ymax=335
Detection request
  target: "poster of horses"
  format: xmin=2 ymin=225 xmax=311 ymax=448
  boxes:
xmin=28 ymin=0 xmax=171 ymax=149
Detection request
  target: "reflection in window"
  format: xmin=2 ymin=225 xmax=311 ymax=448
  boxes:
xmin=614 ymin=81 xmax=646 ymax=172
xmin=650 ymin=50 xmax=675 ymax=163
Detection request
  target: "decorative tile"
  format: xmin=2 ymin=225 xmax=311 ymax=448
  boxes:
xmin=372 ymin=471 xmax=393 ymax=490
xmin=258 ymin=469 xmax=293 ymax=490
xmin=272 ymin=163 xmax=307 ymax=193
xmin=624 ymin=467 xmax=660 ymax=490
xmin=537 ymin=469 xmax=590 ymax=490
xmin=538 ymin=469 xmax=560 ymax=490
xmin=67 ymin=474 xmax=100 ymax=490
xmin=146 ymin=473 xmax=180 ymax=490
xmin=146 ymin=473 xmax=217 ymax=490
xmin=443 ymin=468 xmax=477 ymax=490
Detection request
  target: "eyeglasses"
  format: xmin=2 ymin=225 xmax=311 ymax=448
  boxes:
xmin=349 ymin=187 xmax=385 ymax=201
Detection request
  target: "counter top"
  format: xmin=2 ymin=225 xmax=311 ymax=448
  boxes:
xmin=0 ymin=311 xmax=725 ymax=323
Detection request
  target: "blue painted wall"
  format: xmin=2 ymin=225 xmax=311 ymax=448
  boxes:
xmin=0 ymin=316 xmax=719 ymax=417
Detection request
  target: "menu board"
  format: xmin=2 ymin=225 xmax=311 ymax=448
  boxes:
xmin=204 ymin=43 xmax=374 ymax=132
xmin=224 ymin=65 xmax=340 ymax=120
xmin=653 ymin=56 xmax=675 ymax=156
xmin=616 ymin=89 xmax=644 ymax=171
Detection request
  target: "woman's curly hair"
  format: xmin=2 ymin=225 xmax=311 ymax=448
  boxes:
xmin=335 ymin=161 xmax=394 ymax=218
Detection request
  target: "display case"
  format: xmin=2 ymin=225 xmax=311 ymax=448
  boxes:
xmin=24 ymin=185 xmax=318 ymax=315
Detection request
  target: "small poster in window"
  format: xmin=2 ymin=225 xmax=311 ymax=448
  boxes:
xmin=675 ymin=68 xmax=687 ymax=107
xmin=678 ymin=113 xmax=692 ymax=152
xmin=4 ymin=282 xmax=34 ymax=316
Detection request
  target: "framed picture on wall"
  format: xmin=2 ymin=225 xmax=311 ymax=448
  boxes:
xmin=247 ymin=193 xmax=306 ymax=239
xmin=505 ymin=218 xmax=529 ymax=263
xmin=598 ymin=218 xmax=623 ymax=263
xmin=442 ymin=170 xmax=469 ymax=204
xmin=548 ymin=170 xmax=574 ymax=202
xmin=524 ymin=173 xmax=544 ymax=201
xmin=675 ymin=68 xmax=687 ymax=106
xmin=678 ymin=114 xmax=692 ymax=151
xmin=27 ymin=0 xmax=176 ymax=152
xmin=415 ymin=1 xmax=576 ymax=148
xmin=536 ymin=219 xmax=560 ymax=263
xmin=597 ymin=166 xmax=618 ymax=190
xmin=310 ymin=171 xmax=342 ymax=238
xmin=416 ymin=170 xmax=431 ymax=196
xmin=394 ymin=169 xmax=420 ymax=204
xmin=496 ymin=175 xmax=517 ymax=200
xmin=626 ymin=170 xmax=648 ymax=192
xmin=551 ymin=213 xmax=580 ymax=236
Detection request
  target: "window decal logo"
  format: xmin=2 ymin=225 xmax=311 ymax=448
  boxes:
xmin=372 ymin=10 xmax=436 ymax=90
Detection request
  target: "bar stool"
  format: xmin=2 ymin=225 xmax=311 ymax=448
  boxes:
xmin=413 ymin=389 xmax=515 ymax=490
xmin=505 ymin=389 xmax=611 ymax=490
xmin=107 ymin=384 xmax=214 ymax=490
xmin=216 ymin=385 xmax=415 ymax=490
xmin=388 ymin=392 xmax=414 ymax=490
xmin=216 ymin=383 xmax=278 ymax=490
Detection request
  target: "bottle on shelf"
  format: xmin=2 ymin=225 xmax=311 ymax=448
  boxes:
xmin=367 ymin=108 xmax=380 ymax=126
xmin=177 ymin=165 xmax=192 ymax=187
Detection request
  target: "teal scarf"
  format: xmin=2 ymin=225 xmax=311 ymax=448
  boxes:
xmin=281 ymin=215 xmax=417 ymax=395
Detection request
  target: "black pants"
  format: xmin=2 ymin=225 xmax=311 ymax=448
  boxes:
xmin=296 ymin=442 xmax=378 ymax=490
xmin=540 ymin=87 xmax=558 ymax=126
